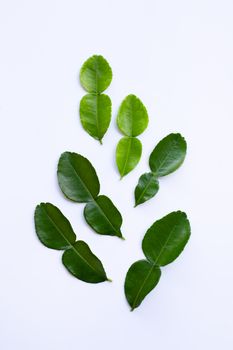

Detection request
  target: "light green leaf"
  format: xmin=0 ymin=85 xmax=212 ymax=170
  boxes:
xmin=34 ymin=202 xmax=76 ymax=250
xmin=80 ymin=94 xmax=111 ymax=143
xmin=62 ymin=241 xmax=109 ymax=283
xmin=84 ymin=195 xmax=123 ymax=238
xmin=80 ymin=55 xmax=112 ymax=93
xmin=57 ymin=152 xmax=100 ymax=203
xmin=149 ymin=133 xmax=187 ymax=177
xmin=134 ymin=172 xmax=159 ymax=206
xmin=117 ymin=94 xmax=149 ymax=137
xmin=116 ymin=137 xmax=142 ymax=178
xmin=124 ymin=260 xmax=161 ymax=311
xmin=142 ymin=211 xmax=191 ymax=266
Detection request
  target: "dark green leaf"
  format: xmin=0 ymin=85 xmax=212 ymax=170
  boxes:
xmin=142 ymin=211 xmax=191 ymax=266
xmin=134 ymin=172 xmax=159 ymax=206
xmin=149 ymin=133 xmax=187 ymax=177
xmin=80 ymin=55 xmax=112 ymax=94
xmin=62 ymin=241 xmax=109 ymax=283
xmin=116 ymin=137 xmax=142 ymax=178
xmin=34 ymin=202 xmax=76 ymax=250
xmin=117 ymin=94 xmax=149 ymax=137
xmin=57 ymin=152 xmax=100 ymax=203
xmin=124 ymin=260 xmax=161 ymax=311
xmin=80 ymin=94 xmax=111 ymax=143
xmin=84 ymin=195 xmax=123 ymax=238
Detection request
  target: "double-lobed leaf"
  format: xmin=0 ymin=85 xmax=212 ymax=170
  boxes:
xmin=134 ymin=133 xmax=187 ymax=206
xmin=57 ymin=152 xmax=123 ymax=238
xmin=124 ymin=211 xmax=191 ymax=310
xmin=116 ymin=95 xmax=149 ymax=177
xmin=116 ymin=137 xmax=142 ymax=178
xmin=80 ymin=55 xmax=112 ymax=94
xmin=80 ymin=94 xmax=111 ymax=144
xmin=34 ymin=202 xmax=109 ymax=284
xmin=117 ymin=94 xmax=149 ymax=137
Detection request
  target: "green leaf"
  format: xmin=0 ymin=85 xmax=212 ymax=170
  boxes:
xmin=57 ymin=152 xmax=100 ymax=203
xmin=117 ymin=94 xmax=149 ymax=137
xmin=80 ymin=93 xmax=111 ymax=143
xmin=142 ymin=211 xmax=191 ymax=266
xmin=34 ymin=202 xmax=76 ymax=250
xmin=84 ymin=195 xmax=123 ymax=238
xmin=124 ymin=260 xmax=161 ymax=311
xmin=134 ymin=172 xmax=159 ymax=207
xmin=116 ymin=137 xmax=142 ymax=178
xmin=80 ymin=55 xmax=112 ymax=94
xmin=62 ymin=241 xmax=109 ymax=283
xmin=149 ymin=133 xmax=187 ymax=177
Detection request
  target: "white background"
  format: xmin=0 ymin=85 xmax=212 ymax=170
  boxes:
xmin=1 ymin=0 xmax=233 ymax=349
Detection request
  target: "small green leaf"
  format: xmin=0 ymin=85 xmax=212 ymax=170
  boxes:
xmin=117 ymin=94 xmax=149 ymax=137
xmin=142 ymin=211 xmax=191 ymax=266
xmin=57 ymin=152 xmax=100 ymax=203
xmin=84 ymin=195 xmax=123 ymax=238
xmin=80 ymin=93 xmax=111 ymax=143
xmin=134 ymin=172 xmax=159 ymax=206
xmin=149 ymin=133 xmax=187 ymax=177
xmin=34 ymin=202 xmax=76 ymax=250
xmin=124 ymin=260 xmax=161 ymax=311
xmin=62 ymin=241 xmax=109 ymax=283
xmin=116 ymin=137 xmax=142 ymax=178
xmin=80 ymin=55 xmax=112 ymax=94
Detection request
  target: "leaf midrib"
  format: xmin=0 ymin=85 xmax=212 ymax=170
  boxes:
xmin=151 ymin=140 xmax=178 ymax=175
xmin=120 ymin=137 xmax=132 ymax=177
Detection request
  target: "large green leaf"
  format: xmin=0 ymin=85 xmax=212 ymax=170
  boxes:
xmin=34 ymin=202 xmax=76 ymax=250
xmin=117 ymin=94 xmax=149 ymax=137
xmin=57 ymin=152 xmax=100 ymax=203
xmin=134 ymin=172 xmax=159 ymax=207
xmin=80 ymin=93 xmax=111 ymax=144
xmin=142 ymin=211 xmax=191 ymax=266
xmin=84 ymin=195 xmax=123 ymax=238
xmin=149 ymin=133 xmax=187 ymax=177
xmin=124 ymin=260 xmax=161 ymax=311
xmin=116 ymin=137 xmax=142 ymax=178
xmin=80 ymin=55 xmax=112 ymax=94
xmin=62 ymin=241 xmax=109 ymax=283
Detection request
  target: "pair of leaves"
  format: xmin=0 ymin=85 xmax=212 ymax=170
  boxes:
xmin=134 ymin=133 xmax=187 ymax=206
xmin=79 ymin=55 xmax=112 ymax=143
xmin=116 ymin=94 xmax=149 ymax=178
xmin=124 ymin=211 xmax=191 ymax=310
xmin=57 ymin=152 xmax=124 ymax=239
xmin=34 ymin=202 xmax=109 ymax=283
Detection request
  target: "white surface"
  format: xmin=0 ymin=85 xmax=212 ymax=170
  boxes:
xmin=1 ymin=0 xmax=233 ymax=349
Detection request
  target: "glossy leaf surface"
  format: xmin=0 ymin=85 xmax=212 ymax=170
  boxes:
xmin=80 ymin=55 xmax=112 ymax=93
xmin=34 ymin=203 xmax=76 ymax=250
xmin=116 ymin=137 xmax=142 ymax=178
xmin=134 ymin=172 xmax=159 ymax=206
xmin=62 ymin=241 xmax=108 ymax=283
xmin=142 ymin=211 xmax=191 ymax=266
xmin=84 ymin=195 xmax=123 ymax=238
xmin=149 ymin=133 xmax=187 ymax=177
xmin=80 ymin=94 xmax=111 ymax=143
xmin=117 ymin=94 xmax=149 ymax=137
xmin=57 ymin=152 xmax=100 ymax=203
xmin=124 ymin=260 xmax=161 ymax=311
